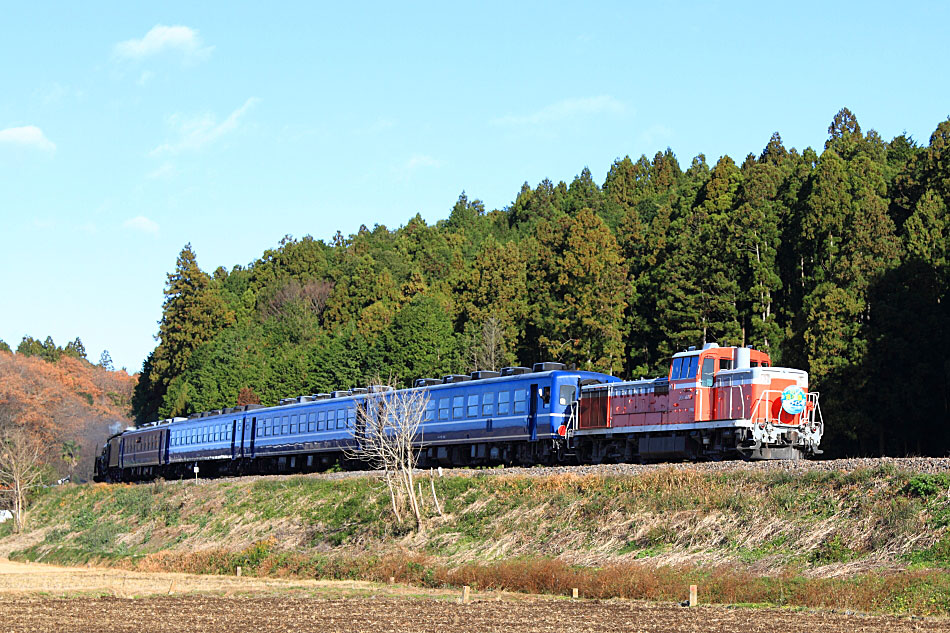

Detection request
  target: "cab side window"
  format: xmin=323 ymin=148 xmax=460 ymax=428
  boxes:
xmin=701 ymin=357 xmax=715 ymax=387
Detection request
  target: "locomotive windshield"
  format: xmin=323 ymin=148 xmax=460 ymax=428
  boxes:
xmin=670 ymin=354 xmax=699 ymax=380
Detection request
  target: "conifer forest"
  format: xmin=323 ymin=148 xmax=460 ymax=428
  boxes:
xmin=130 ymin=109 xmax=950 ymax=457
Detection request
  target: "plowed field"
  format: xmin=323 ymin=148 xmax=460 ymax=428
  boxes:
xmin=1 ymin=595 xmax=944 ymax=633
xmin=0 ymin=559 xmax=944 ymax=632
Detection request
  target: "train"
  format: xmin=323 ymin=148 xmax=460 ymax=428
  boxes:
xmin=94 ymin=342 xmax=824 ymax=482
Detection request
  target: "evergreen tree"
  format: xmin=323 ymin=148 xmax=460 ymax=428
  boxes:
xmin=133 ymin=244 xmax=234 ymax=422
xmin=527 ymin=208 xmax=626 ymax=373
xmin=63 ymin=337 xmax=86 ymax=360
xmin=377 ymin=293 xmax=460 ymax=386
xmin=801 ymin=110 xmax=901 ymax=451
xmin=98 ymin=350 xmax=114 ymax=371
xmin=736 ymin=156 xmax=784 ymax=353
xmin=0 ymin=339 xmax=10 ymax=354
xmin=454 ymin=235 xmax=527 ymax=367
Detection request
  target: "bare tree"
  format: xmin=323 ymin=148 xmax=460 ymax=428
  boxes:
xmin=346 ymin=381 xmax=428 ymax=529
xmin=0 ymin=428 xmax=47 ymax=533
xmin=472 ymin=315 xmax=506 ymax=371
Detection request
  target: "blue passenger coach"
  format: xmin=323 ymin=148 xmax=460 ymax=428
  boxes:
xmin=94 ymin=363 xmax=618 ymax=482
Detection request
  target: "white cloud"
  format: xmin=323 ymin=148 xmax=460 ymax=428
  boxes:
xmin=39 ymin=82 xmax=83 ymax=106
xmin=639 ymin=124 xmax=673 ymax=148
xmin=404 ymin=154 xmax=440 ymax=170
xmin=122 ymin=215 xmax=160 ymax=235
xmin=490 ymin=96 xmax=625 ymax=127
xmin=0 ymin=125 xmax=55 ymax=152
xmin=150 ymin=97 xmax=260 ymax=156
xmin=393 ymin=153 xmax=441 ymax=180
xmin=114 ymin=25 xmax=212 ymax=62
xmin=358 ymin=118 xmax=395 ymax=135
xmin=146 ymin=162 xmax=177 ymax=179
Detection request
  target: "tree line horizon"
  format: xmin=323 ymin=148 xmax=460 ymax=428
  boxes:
xmin=10 ymin=107 xmax=945 ymax=458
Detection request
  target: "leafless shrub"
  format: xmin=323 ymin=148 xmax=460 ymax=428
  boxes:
xmin=261 ymin=279 xmax=333 ymax=319
xmin=345 ymin=379 xmax=428 ymax=530
xmin=0 ymin=427 xmax=48 ymax=532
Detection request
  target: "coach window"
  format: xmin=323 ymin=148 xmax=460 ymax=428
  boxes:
xmin=468 ymin=394 xmax=479 ymax=417
xmin=559 ymin=385 xmax=575 ymax=406
xmin=719 ymin=359 xmax=733 ymax=371
xmin=347 ymin=409 xmax=356 ymax=428
xmin=291 ymin=415 xmax=298 ymax=434
xmin=438 ymin=397 xmax=450 ymax=420
xmin=482 ymin=392 xmax=495 ymax=416
xmin=425 ymin=400 xmax=436 ymax=422
xmin=453 ymin=396 xmax=464 ymax=419
xmin=280 ymin=416 xmax=288 ymax=434
xmin=514 ymin=389 xmax=527 ymax=414
xmin=337 ymin=410 xmax=346 ymax=429
xmin=541 ymin=387 xmax=551 ymax=407
xmin=318 ymin=410 xmax=326 ymax=430
xmin=308 ymin=413 xmax=316 ymax=432
xmin=326 ymin=410 xmax=336 ymax=430
xmin=498 ymin=391 xmax=511 ymax=415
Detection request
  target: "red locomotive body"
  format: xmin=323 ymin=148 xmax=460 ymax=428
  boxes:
xmin=572 ymin=343 xmax=823 ymax=461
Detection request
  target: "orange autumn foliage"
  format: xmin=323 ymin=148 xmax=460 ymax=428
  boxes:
xmin=0 ymin=350 xmax=136 ymax=480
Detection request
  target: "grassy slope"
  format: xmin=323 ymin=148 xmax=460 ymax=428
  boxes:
xmin=3 ymin=466 xmax=950 ymax=614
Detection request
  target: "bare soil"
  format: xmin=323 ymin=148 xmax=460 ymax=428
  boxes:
xmin=1 ymin=595 xmax=945 ymax=633
xmin=0 ymin=559 xmax=945 ymax=633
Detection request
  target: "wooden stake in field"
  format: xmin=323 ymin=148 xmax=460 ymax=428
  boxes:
xmin=462 ymin=586 xmax=470 ymax=604
xmin=236 ymin=566 xmax=242 ymax=577
xmin=689 ymin=584 xmax=698 ymax=606
xmin=430 ymin=469 xmax=443 ymax=516
xmin=572 ymin=588 xmax=578 ymax=599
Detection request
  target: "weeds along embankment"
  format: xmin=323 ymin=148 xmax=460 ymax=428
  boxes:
xmin=2 ymin=464 xmax=949 ymax=615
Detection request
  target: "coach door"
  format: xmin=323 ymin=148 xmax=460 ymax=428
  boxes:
xmin=529 ymin=383 xmax=539 ymax=441
xmin=231 ymin=418 xmax=240 ymax=460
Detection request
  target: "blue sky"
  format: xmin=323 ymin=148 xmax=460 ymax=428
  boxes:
xmin=1 ymin=1 xmax=948 ymax=373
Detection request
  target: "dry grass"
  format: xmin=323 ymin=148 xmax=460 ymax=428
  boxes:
xmin=117 ymin=546 xmax=950 ymax=616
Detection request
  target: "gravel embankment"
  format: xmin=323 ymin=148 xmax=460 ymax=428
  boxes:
xmin=230 ymin=456 xmax=950 ymax=485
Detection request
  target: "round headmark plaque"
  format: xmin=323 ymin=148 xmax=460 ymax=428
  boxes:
xmin=780 ymin=386 xmax=806 ymax=415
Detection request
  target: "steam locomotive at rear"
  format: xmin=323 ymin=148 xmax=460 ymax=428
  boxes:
xmin=571 ymin=343 xmax=823 ymax=461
